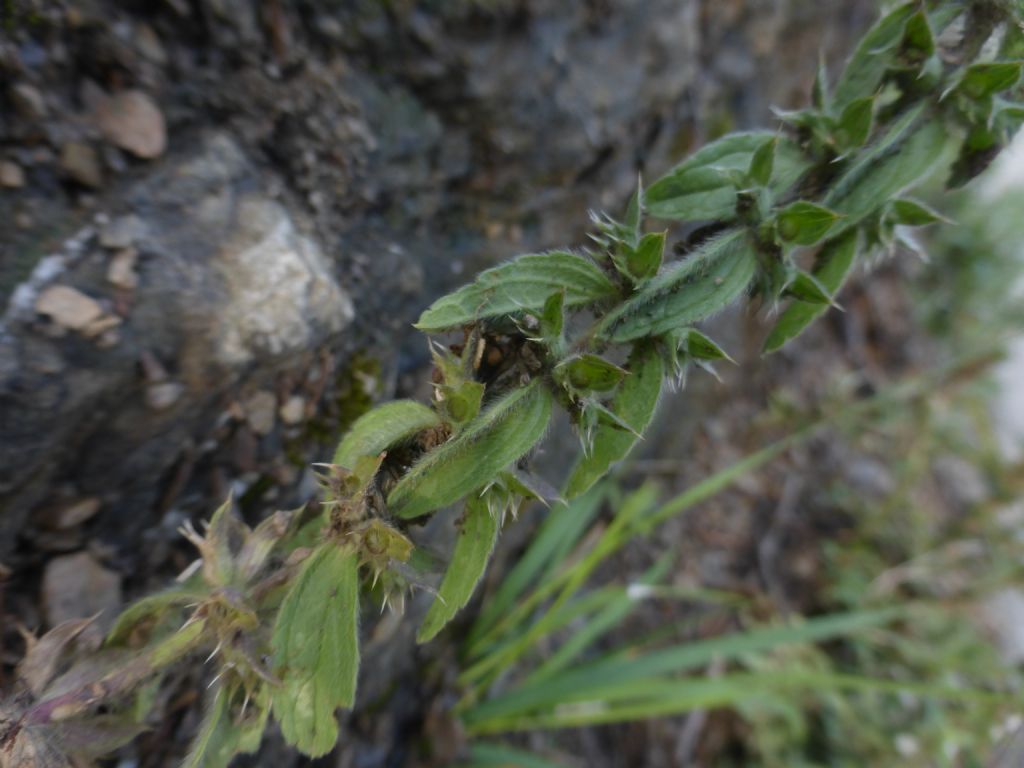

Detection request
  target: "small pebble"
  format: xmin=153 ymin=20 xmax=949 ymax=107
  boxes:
xmin=96 ymin=90 xmax=167 ymax=159
xmin=0 ymin=160 xmax=26 ymax=188
xmin=35 ymin=285 xmax=104 ymax=331
xmin=59 ymin=142 xmax=104 ymax=188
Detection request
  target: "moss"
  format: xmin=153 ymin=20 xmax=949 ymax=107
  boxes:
xmin=304 ymin=351 xmax=384 ymax=447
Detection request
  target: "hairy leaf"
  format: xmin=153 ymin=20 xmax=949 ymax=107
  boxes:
xmin=564 ymin=343 xmax=664 ymax=500
xmin=439 ymin=380 xmax=486 ymax=427
xmin=748 ymin=137 xmax=776 ymax=187
xmin=763 ymin=230 xmax=858 ymax=353
xmin=835 ymin=97 xmax=874 ymax=150
xmin=887 ymin=198 xmax=949 ymax=227
xmin=954 ymin=61 xmax=1023 ymax=100
xmin=833 ymin=3 xmax=917 ymax=108
xmin=18 ymin=619 xmax=95 ymax=696
xmin=597 ymin=230 xmax=758 ymax=342
xmin=184 ymin=685 xmax=270 ymax=768
xmin=776 ymin=202 xmax=842 ymax=246
xmin=684 ymin=329 xmax=733 ymax=362
xmin=539 ymin=290 xmax=566 ymax=344
xmin=627 ymin=231 xmax=666 ymax=281
xmin=49 ymin=716 xmax=148 ymax=761
xmin=105 ymin=589 xmax=200 ymax=648
xmin=824 ymin=106 xmax=953 ymax=227
xmin=388 ymin=381 xmax=554 ymax=519
xmin=786 ymin=270 xmax=837 ymax=306
xmin=646 ymin=133 xmax=810 ymax=221
xmin=415 ymin=253 xmax=617 ymax=331
xmin=271 ymin=545 xmax=359 ymax=757
xmin=333 ymin=400 xmax=441 ymax=469
xmin=417 ymin=495 xmax=501 ymax=643
xmin=555 ymin=354 xmax=628 ymax=393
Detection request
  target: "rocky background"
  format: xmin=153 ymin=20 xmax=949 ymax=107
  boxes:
xmin=0 ymin=1 xmax=948 ymax=765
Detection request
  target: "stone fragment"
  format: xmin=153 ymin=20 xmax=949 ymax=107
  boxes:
xmin=60 ymin=142 xmax=104 ymax=188
xmin=107 ymin=248 xmax=139 ymax=290
xmin=96 ymin=90 xmax=167 ymax=159
xmin=40 ymin=497 xmax=102 ymax=530
xmin=0 ymin=160 xmax=26 ymax=188
xmin=35 ymin=285 xmax=104 ymax=331
xmin=100 ymin=214 xmax=146 ymax=249
xmin=146 ymin=381 xmax=185 ymax=411
xmin=136 ymin=23 xmax=168 ymax=64
xmin=215 ymin=195 xmax=354 ymax=365
xmin=245 ymin=390 xmax=277 ymax=435
xmin=11 ymin=83 xmax=46 ymax=120
xmin=41 ymin=551 xmax=122 ymax=640
xmin=81 ymin=313 xmax=123 ymax=339
xmin=278 ymin=394 xmax=306 ymax=425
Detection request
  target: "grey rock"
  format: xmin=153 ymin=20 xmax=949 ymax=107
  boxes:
xmin=41 ymin=551 xmax=122 ymax=639
xmin=99 ymin=214 xmax=146 ymax=249
xmin=1 ymin=132 xmax=354 ymax=558
xmin=145 ymin=381 xmax=185 ymax=411
xmin=244 ymin=390 xmax=277 ymax=436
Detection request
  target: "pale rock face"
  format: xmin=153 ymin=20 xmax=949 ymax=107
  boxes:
xmin=215 ymin=196 xmax=354 ymax=367
xmin=982 ymin=130 xmax=1024 ymax=462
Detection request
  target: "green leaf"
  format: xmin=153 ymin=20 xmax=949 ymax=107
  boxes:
xmin=645 ymin=166 xmax=735 ymax=221
xmin=271 ymin=545 xmax=359 ymax=757
xmin=539 ymin=290 xmax=565 ymax=343
xmin=646 ymin=133 xmax=810 ymax=221
xmin=415 ymin=252 xmax=617 ymax=332
xmin=812 ymin=54 xmax=830 ymax=111
xmin=627 ymin=231 xmax=665 ymax=281
xmin=417 ymin=495 xmax=501 ymax=643
xmin=463 ymin=608 xmax=899 ymax=729
xmin=388 ymin=381 xmax=553 ymax=519
xmin=564 ymin=343 xmax=664 ymax=500
xmin=833 ymin=3 xmax=917 ymax=108
xmin=623 ymin=175 xmax=644 ymax=244
xmin=105 ymin=588 xmax=201 ymax=647
xmin=439 ymin=380 xmax=486 ymax=427
xmin=763 ymin=230 xmax=857 ymax=353
xmin=835 ymin=97 xmax=874 ymax=150
xmin=954 ymin=61 xmax=1023 ymax=100
xmin=748 ymin=137 xmax=776 ymax=187
xmin=824 ymin=105 xmax=954 ymax=227
xmin=555 ymin=354 xmax=628 ymax=393
xmin=469 ymin=487 xmax=606 ymax=648
xmin=887 ymin=198 xmax=950 ymax=227
xmin=598 ymin=229 xmax=758 ymax=342
xmin=184 ymin=685 xmax=271 ymax=768
xmin=776 ymin=202 xmax=842 ymax=246
xmin=900 ymin=11 xmax=934 ymax=59
xmin=785 ymin=270 xmax=837 ymax=306
xmin=333 ymin=400 xmax=441 ymax=469
xmin=684 ymin=329 xmax=733 ymax=362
